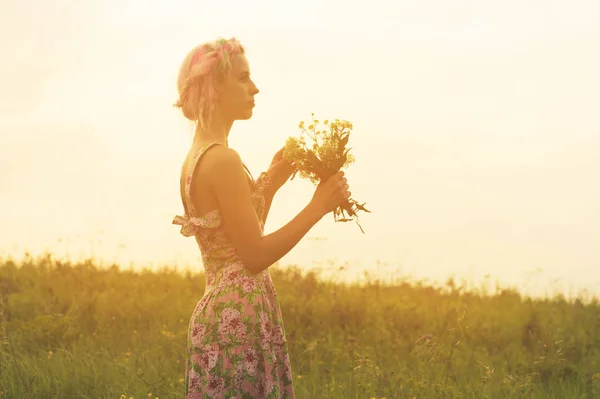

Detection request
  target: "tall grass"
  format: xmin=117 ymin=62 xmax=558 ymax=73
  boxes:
xmin=0 ymin=252 xmax=599 ymax=398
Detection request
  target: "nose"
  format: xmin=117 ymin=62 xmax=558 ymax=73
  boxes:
xmin=250 ymin=80 xmax=259 ymax=95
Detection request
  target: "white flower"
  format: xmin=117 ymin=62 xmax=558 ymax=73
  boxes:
xmin=207 ymin=374 xmax=225 ymax=396
xmin=190 ymin=323 xmax=206 ymax=347
xmin=207 ymin=346 xmax=219 ymax=370
xmin=241 ymin=277 xmax=259 ymax=293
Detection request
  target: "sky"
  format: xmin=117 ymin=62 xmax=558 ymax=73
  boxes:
xmin=1 ymin=0 xmax=599 ymax=299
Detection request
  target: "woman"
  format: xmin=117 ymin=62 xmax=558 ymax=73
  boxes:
xmin=172 ymin=37 xmax=350 ymax=398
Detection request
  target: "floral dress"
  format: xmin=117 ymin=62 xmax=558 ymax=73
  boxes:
xmin=173 ymin=143 xmax=295 ymax=399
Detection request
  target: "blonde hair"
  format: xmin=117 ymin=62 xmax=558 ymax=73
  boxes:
xmin=174 ymin=37 xmax=245 ymax=130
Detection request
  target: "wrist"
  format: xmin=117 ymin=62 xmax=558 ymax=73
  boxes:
xmin=263 ymin=186 xmax=277 ymax=200
xmin=257 ymin=171 xmax=276 ymax=198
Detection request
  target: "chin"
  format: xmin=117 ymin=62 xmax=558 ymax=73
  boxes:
xmin=239 ymin=109 xmax=254 ymax=120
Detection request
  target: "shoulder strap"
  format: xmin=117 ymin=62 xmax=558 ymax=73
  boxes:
xmin=183 ymin=142 xmax=223 ymax=217
xmin=242 ymin=163 xmax=255 ymax=182
xmin=183 ymin=143 xmax=255 ymax=218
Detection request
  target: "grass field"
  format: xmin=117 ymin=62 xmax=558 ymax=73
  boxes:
xmin=1 ymin=253 xmax=599 ymax=398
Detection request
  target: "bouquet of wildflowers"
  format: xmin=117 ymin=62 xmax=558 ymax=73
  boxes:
xmin=283 ymin=113 xmax=370 ymax=233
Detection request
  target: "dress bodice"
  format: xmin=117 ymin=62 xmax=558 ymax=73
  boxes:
xmin=172 ymin=143 xmax=272 ymax=286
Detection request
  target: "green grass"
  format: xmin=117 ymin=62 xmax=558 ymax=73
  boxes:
xmin=1 ymin=252 xmax=599 ymax=398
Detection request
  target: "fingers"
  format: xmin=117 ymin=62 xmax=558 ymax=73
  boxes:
xmin=320 ymin=171 xmax=352 ymax=209
xmin=342 ymin=184 xmax=351 ymax=199
xmin=337 ymin=182 xmax=351 ymax=202
xmin=329 ymin=172 xmax=349 ymax=196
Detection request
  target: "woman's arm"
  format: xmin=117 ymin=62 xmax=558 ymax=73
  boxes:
xmin=259 ymin=154 xmax=295 ymax=225
xmin=202 ymin=145 xmax=346 ymax=275
xmin=261 ymin=189 xmax=275 ymax=225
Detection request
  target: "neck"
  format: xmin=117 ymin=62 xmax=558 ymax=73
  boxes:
xmin=193 ymin=108 xmax=234 ymax=147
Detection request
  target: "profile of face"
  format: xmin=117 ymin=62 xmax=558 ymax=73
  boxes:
xmin=214 ymin=54 xmax=260 ymax=121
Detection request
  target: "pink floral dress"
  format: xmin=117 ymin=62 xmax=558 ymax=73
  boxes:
xmin=173 ymin=143 xmax=295 ymax=399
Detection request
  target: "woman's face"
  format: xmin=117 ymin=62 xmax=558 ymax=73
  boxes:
xmin=215 ymin=53 xmax=259 ymax=121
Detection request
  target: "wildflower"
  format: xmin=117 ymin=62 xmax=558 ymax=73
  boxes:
xmin=283 ymin=113 xmax=370 ymax=232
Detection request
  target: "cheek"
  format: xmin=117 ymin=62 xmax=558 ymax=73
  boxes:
xmin=218 ymin=82 xmax=247 ymax=111
xmin=234 ymin=83 xmax=249 ymax=104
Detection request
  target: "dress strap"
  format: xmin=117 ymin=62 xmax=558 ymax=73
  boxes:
xmin=183 ymin=142 xmax=224 ymax=217
xmin=173 ymin=142 xmax=224 ymax=237
xmin=173 ymin=143 xmax=267 ymax=237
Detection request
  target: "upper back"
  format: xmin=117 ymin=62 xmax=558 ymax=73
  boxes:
xmin=179 ymin=143 xmax=255 ymax=219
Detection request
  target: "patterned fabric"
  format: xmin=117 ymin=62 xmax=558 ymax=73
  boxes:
xmin=173 ymin=143 xmax=295 ymax=398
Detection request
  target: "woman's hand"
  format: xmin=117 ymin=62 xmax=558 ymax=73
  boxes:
xmin=264 ymin=146 xmax=296 ymax=196
xmin=309 ymin=171 xmax=350 ymax=217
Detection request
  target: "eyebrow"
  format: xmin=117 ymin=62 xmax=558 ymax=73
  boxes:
xmin=239 ymin=71 xmax=250 ymax=77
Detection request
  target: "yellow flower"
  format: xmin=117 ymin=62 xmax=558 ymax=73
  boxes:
xmin=288 ymin=113 xmax=369 ymax=226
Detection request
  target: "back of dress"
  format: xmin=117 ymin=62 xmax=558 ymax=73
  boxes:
xmin=172 ymin=142 xmax=268 ymax=283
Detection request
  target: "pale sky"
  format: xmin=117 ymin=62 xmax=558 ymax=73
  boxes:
xmin=2 ymin=0 xmax=599 ymax=298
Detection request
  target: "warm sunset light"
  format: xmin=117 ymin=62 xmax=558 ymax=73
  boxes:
xmin=2 ymin=1 xmax=600 ymax=397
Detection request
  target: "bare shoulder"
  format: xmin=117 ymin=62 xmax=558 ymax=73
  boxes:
xmin=199 ymin=145 xmax=247 ymax=190
xmin=200 ymin=145 xmax=243 ymax=171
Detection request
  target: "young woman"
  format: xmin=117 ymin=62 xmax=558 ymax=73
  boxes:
xmin=172 ymin=37 xmax=350 ymax=398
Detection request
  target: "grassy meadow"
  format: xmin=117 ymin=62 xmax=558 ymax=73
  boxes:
xmin=1 ymin=253 xmax=599 ymax=399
